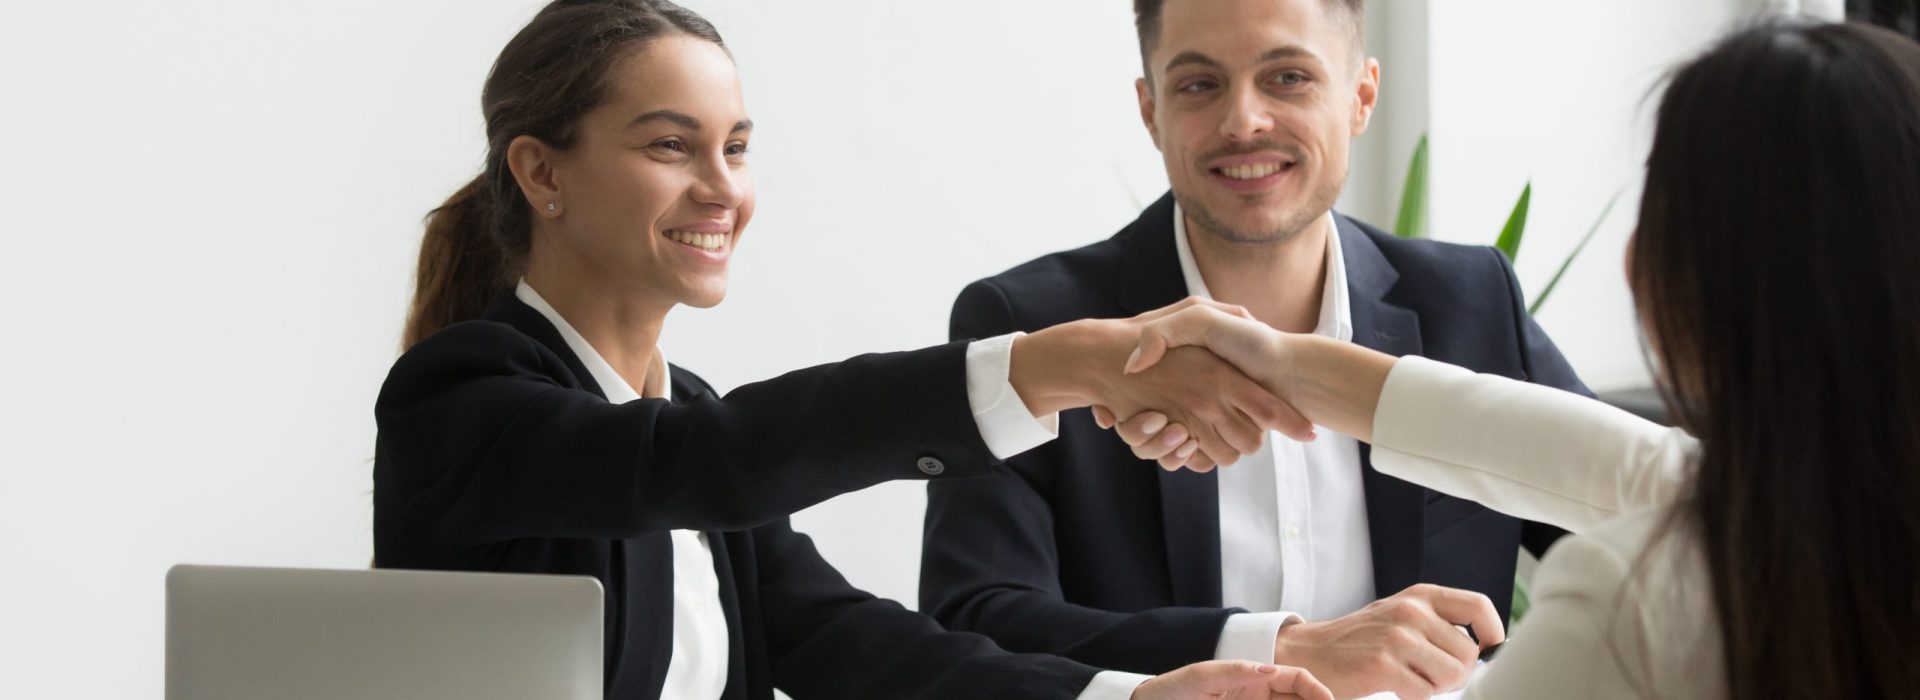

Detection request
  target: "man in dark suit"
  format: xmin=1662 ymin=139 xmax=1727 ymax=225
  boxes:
xmin=919 ymin=0 xmax=1589 ymax=698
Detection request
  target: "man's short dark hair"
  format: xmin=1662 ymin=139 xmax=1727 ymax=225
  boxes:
xmin=1133 ymin=0 xmax=1365 ymax=81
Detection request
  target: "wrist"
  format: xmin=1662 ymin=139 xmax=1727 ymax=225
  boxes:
xmin=1010 ymin=319 xmax=1128 ymax=416
xmin=1285 ymin=334 xmax=1393 ymax=442
xmin=1277 ymin=333 xmax=1329 ymax=403
xmin=1271 ymin=617 xmax=1312 ymax=665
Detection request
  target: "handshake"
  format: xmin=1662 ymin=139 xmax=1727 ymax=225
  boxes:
xmin=1009 ymin=298 xmax=1502 ymax=700
xmin=1008 ymin=296 xmax=1376 ymax=471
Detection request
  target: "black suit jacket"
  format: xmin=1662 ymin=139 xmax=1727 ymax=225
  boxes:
xmin=373 ymin=292 xmax=1100 ymax=699
xmin=919 ymin=194 xmax=1590 ymax=674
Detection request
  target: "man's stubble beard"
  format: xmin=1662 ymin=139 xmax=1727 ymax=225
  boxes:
xmin=1175 ymin=175 xmax=1344 ymax=248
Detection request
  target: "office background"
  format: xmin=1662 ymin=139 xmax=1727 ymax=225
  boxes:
xmin=0 ymin=0 xmax=1831 ymax=696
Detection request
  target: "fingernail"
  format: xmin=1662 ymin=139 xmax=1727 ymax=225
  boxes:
xmin=1161 ymin=429 xmax=1185 ymax=447
xmin=1141 ymin=413 xmax=1168 ymax=434
xmin=1256 ymin=664 xmax=1278 ymax=674
xmin=1177 ymin=440 xmax=1199 ymax=458
xmin=1123 ymin=346 xmax=1142 ymax=374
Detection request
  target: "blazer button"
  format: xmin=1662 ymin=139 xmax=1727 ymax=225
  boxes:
xmin=916 ymin=456 xmax=946 ymax=476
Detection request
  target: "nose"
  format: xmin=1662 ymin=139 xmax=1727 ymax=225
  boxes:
xmin=1218 ymin=82 xmax=1275 ymax=143
xmin=690 ymin=154 xmax=746 ymax=210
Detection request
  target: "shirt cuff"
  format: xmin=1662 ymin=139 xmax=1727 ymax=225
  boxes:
xmin=1076 ymin=670 xmax=1154 ymax=700
xmin=965 ymin=332 xmax=1061 ymax=460
xmin=1214 ymin=611 xmax=1304 ymax=662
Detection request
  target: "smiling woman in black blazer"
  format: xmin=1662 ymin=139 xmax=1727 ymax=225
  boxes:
xmin=371 ymin=2 xmax=1331 ymax=700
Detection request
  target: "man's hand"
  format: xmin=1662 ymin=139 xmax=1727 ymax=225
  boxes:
xmin=1271 ymin=584 xmax=1505 ymax=700
xmin=1132 ymin=660 xmax=1333 ymax=700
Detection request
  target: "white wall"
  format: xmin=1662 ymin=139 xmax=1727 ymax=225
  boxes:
xmin=1423 ymin=0 xmax=1753 ymax=392
xmin=0 ymin=1 xmax=1771 ymax=697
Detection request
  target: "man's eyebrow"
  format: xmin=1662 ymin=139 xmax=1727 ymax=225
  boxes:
xmin=1163 ymin=50 xmax=1222 ymax=74
xmin=1164 ymin=46 xmax=1323 ymax=75
xmin=1260 ymin=45 xmax=1322 ymax=65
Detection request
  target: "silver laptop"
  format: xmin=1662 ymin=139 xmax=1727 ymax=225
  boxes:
xmin=166 ymin=564 xmax=602 ymax=700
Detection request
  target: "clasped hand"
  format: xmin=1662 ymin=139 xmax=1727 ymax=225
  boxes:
xmin=1058 ymin=297 xmax=1306 ymax=471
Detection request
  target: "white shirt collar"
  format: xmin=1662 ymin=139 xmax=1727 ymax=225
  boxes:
xmin=1172 ymin=204 xmax=1353 ymax=342
xmin=515 ymin=278 xmax=668 ymax=403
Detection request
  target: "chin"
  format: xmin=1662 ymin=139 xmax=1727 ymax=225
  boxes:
xmin=680 ymin=288 xmax=728 ymax=309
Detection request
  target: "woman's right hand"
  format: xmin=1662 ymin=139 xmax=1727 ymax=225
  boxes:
xmin=1122 ymin=300 xmax=1289 ymax=389
xmin=1011 ymin=297 xmax=1313 ymax=470
xmin=1088 ymin=300 xmax=1294 ymax=470
xmin=1132 ymin=660 xmax=1334 ymax=700
xmin=1095 ymin=300 xmax=1398 ymax=470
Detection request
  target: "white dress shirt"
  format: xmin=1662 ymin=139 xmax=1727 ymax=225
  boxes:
xmin=1171 ymin=207 xmax=1377 ymax=661
xmin=515 ymin=280 xmax=1145 ymax=699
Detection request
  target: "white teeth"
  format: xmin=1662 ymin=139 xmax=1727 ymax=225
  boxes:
xmin=1220 ymin=162 xmax=1286 ymax=180
xmin=666 ymin=230 xmax=726 ymax=252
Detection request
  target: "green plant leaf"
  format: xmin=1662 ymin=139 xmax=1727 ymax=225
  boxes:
xmin=1529 ymin=187 xmax=1625 ymax=316
xmin=1512 ymin=574 xmax=1531 ymax=625
xmin=1494 ymin=183 xmax=1532 ymax=261
xmin=1393 ymin=134 xmax=1429 ymax=239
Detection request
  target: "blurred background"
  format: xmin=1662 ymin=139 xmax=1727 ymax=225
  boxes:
xmin=0 ymin=0 xmax=1873 ymax=696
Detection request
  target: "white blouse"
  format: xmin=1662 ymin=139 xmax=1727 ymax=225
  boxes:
xmin=1369 ymin=356 xmax=1724 ymax=699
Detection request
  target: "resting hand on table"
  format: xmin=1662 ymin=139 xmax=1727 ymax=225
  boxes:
xmin=1268 ymin=585 xmax=1503 ymax=700
xmin=1010 ymin=297 xmax=1313 ymax=469
xmin=1133 ymin=660 xmax=1334 ymax=700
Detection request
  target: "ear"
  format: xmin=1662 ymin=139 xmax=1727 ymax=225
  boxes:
xmin=506 ymin=134 xmax=565 ymax=218
xmin=1136 ymin=77 xmax=1162 ymax=150
xmin=1351 ymin=57 xmax=1381 ymax=137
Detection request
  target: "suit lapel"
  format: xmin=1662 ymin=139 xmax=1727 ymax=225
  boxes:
xmin=481 ymin=291 xmax=608 ymax=399
xmin=1157 ymin=468 xmax=1225 ymax=607
xmin=1337 ymin=217 xmax=1430 ymax=599
xmin=706 ymin=534 xmax=749 ymax=700
xmin=1115 ymin=194 xmax=1228 ymax=606
xmin=1117 ymin=194 xmax=1192 ymax=315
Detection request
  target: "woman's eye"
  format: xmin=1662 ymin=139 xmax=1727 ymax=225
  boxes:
xmin=652 ymin=138 xmax=687 ymax=153
xmin=725 ymin=142 xmax=749 ymax=157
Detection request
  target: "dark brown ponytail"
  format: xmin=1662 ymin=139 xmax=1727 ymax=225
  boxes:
xmin=402 ymin=0 xmax=727 ymax=349
xmin=405 ymin=176 xmax=507 ymax=348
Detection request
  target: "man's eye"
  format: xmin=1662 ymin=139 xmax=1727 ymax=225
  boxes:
xmin=1275 ymin=72 xmax=1309 ymax=87
xmin=1178 ymin=80 xmax=1218 ymax=94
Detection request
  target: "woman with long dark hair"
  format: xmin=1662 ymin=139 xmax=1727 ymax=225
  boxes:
xmin=1107 ymin=19 xmax=1920 ymax=699
xmin=373 ymin=1 xmax=1339 ymax=698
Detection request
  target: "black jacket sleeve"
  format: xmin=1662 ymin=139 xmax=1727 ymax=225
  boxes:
xmin=374 ymin=320 xmax=996 ymax=542
xmin=754 ymin=521 xmax=1103 ymax=699
xmin=920 ymin=280 xmax=1239 ymax=674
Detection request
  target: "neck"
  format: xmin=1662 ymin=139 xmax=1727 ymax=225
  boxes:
xmin=1185 ymin=212 xmax=1331 ymax=334
xmin=525 ymin=252 xmax=673 ymax=397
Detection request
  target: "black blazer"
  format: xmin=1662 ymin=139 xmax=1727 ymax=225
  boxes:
xmin=920 ymin=193 xmax=1590 ymax=675
xmin=373 ymin=292 xmax=1100 ymax=700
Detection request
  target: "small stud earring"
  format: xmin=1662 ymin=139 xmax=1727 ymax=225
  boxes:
xmin=546 ymin=202 xmax=557 ymax=213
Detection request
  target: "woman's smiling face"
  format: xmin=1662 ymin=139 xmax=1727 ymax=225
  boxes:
xmin=538 ymin=34 xmax=755 ymax=309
